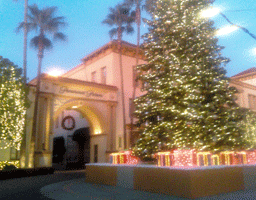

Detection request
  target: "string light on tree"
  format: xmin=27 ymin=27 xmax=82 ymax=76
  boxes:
xmin=0 ymin=56 xmax=28 ymax=150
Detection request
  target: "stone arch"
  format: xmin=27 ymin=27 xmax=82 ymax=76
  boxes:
xmin=24 ymin=77 xmax=118 ymax=168
xmin=52 ymin=98 xmax=112 ymax=165
xmin=53 ymin=99 xmax=106 ymax=136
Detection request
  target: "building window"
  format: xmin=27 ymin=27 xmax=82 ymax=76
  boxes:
xmin=94 ymin=144 xmax=98 ymax=163
xmin=91 ymin=71 xmax=96 ymax=82
xmin=101 ymin=67 xmax=107 ymax=84
xmin=10 ymin=147 xmax=20 ymax=160
xmin=249 ymin=94 xmax=256 ymax=110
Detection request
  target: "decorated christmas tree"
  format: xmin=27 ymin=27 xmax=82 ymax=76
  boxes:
xmin=133 ymin=0 xmax=246 ymax=160
xmin=0 ymin=56 xmax=28 ymax=150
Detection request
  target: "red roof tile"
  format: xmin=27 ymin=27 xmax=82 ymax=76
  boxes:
xmin=232 ymin=67 xmax=256 ymax=78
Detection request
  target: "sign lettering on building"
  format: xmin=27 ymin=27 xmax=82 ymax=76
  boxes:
xmin=59 ymin=86 xmax=103 ymax=98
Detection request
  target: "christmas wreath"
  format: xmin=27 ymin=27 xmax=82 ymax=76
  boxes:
xmin=61 ymin=115 xmax=75 ymax=130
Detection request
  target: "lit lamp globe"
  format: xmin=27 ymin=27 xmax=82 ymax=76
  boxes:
xmin=200 ymin=7 xmax=221 ymax=18
xmin=48 ymin=69 xmax=63 ymax=77
xmin=199 ymin=7 xmax=239 ymax=36
xmin=216 ymin=25 xmax=239 ymax=36
xmin=251 ymin=48 xmax=256 ymax=55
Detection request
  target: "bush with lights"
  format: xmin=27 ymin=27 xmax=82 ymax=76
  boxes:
xmin=133 ymin=0 xmax=246 ymax=161
xmin=239 ymin=108 xmax=256 ymax=149
xmin=0 ymin=56 xmax=29 ymax=151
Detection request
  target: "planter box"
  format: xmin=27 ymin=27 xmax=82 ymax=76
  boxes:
xmin=85 ymin=164 xmax=256 ymax=199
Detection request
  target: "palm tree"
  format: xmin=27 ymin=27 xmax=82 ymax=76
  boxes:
xmin=102 ymin=3 xmax=135 ymax=149
xmin=17 ymin=4 xmax=67 ymax=167
xmin=124 ymin=0 xmax=155 ymax=147
xmin=14 ymin=0 xmax=29 ymax=169
xmin=14 ymin=0 xmax=29 ymax=83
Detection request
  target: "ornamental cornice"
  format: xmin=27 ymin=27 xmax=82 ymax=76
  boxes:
xmin=231 ymin=73 xmax=256 ymax=82
xmin=82 ymin=40 xmax=146 ymax=64
xmin=230 ymin=79 xmax=256 ymax=91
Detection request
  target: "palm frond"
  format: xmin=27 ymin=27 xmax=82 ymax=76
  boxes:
xmin=126 ymin=25 xmax=134 ymax=35
xmin=144 ymin=0 xmax=156 ymax=13
xmin=102 ymin=3 xmax=136 ymax=38
xmin=130 ymin=10 xmax=136 ymax=19
xmin=18 ymin=4 xmax=68 ymax=46
xmin=53 ymin=32 xmax=67 ymax=41
xmin=51 ymin=16 xmax=66 ymax=25
xmin=102 ymin=18 xmax=115 ymax=26
xmin=42 ymin=6 xmax=58 ymax=19
xmin=16 ymin=22 xmax=38 ymax=33
xmin=30 ymin=36 xmax=52 ymax=50
xmin=109 ymin=7 xmax=116 ymax=15
xmin=28 ymin=4 xmax=41 ymax=18
xmin=109 ymin=28 xmax=118 ymax=40
xmin=15 ymin=22 xmax=26 ymax=33
xmin=124 ymin=0 xmax=136 ymax=7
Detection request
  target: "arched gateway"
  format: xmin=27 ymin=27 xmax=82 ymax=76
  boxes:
xmin=19 ymin=40 xmax=147 ymax=168
xmin=23 ymin=74 xmax=118 ymax=168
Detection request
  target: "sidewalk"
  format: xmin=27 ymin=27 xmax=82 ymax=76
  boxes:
xmin=40 ymin=177 xmax=256 ymax=200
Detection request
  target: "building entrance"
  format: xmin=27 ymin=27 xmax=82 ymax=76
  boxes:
xmin=22 ymin=74 xmax=118 ymax=168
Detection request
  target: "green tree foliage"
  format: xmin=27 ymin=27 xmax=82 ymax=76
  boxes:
xmin=0 ymin=56 xmax=28 ymax=150
xmin=133 ymin=0 xmax=245 ymax=160
xmin=239 ymin=109 xmax=256 ymax=149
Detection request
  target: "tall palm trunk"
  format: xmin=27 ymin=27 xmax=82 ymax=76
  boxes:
xmin=20 ymin=0 xmax=28 ymax=168
xmin=23 ymin=0 xmax=28 ymax=82
xmin=31 ymin=31 xmax=44 ymax=167
xmin=117 ymin=25 xmax=127 ymax=149
xmin=130 ymin=0 xmax=141 ymax=146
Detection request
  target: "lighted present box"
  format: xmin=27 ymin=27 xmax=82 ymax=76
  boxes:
xmin=156 ymin=150 xmax=197 ymax=167
xmin=155 ymin=150 xmax=222 ymax=167
xmin=220 ymin=151 xmax=235 ymax=165
xmin=197 ymin=152 xmax=220 ymax=166
xmin=246 ymin=150 xmax=256 ymax=164
xmin=110 ymin=151 xmax=139 ymax=165
xmin=234 ymin=152 xmax=247 ymax=165
xmin=155 ymin=150 xmax=256 ymax=167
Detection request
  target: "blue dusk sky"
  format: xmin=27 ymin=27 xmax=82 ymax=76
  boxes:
xmin=0 ymin=0 xmax=256 ymax=82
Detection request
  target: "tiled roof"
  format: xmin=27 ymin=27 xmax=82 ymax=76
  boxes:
xmin=28 ymin=73 xmax=118 ymax=91
xmin=231 ymin=67 xmax=256 ymax=78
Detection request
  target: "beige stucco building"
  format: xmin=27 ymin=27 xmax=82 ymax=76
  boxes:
xmin=230 ymin=67 xmax=256 ymax=111
xmin=2 ymin=40 xmax=256 ymax=169
xmin=19 ymin=40 xmax=146 ymax=168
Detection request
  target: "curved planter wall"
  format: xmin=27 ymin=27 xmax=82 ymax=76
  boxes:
xmin=85 ymin=163 xmax=256 ymax=199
